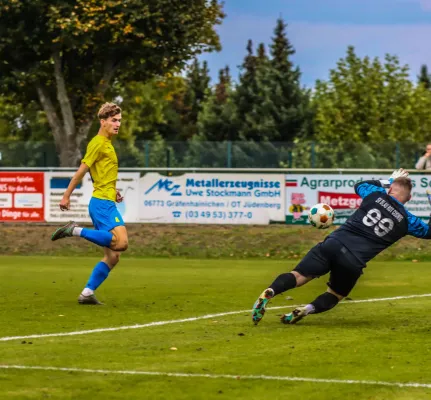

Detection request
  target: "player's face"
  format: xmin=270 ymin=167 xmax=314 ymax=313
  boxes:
xmin=427 ymin=144 xmax=431 ymax=154
xmin=102 ymin=113 xmax=122 ymax=136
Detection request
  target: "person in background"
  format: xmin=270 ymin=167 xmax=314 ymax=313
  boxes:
xmin=415 ymin=144 xmax=431 ymax=170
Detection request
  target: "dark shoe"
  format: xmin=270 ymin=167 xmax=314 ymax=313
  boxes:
xmin=51 ymin=221 xmax=78 ymax=241
xmin=78 ymin=293 xmax=104 ymax=305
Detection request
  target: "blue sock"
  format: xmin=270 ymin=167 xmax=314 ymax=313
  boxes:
xmin=80 ymin=228 xmax=113 ymax=247
xmin=86 ymin=261 xmax=111 ymax=290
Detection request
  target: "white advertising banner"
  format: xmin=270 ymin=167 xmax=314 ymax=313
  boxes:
xmin=285 ymin=174 xmax=431 ymax=225
xmin=44 ymin=172 xmax=140 ymax=223
xmin=139 ymin=173 xmax=285 ymax=224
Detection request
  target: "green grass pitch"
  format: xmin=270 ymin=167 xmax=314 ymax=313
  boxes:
xmin=1 ymin=256 xmax=431 ymax=399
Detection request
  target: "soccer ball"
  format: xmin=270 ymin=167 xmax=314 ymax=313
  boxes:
xmin=308 ymin=203 xmax=335 ymax=229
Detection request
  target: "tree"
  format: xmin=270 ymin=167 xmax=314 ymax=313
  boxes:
xmin=270 ymin=18 xmax=297 ymax=77
xmin=117 ymin=77 xmax=187 ymax=142
xmin=0 ymin=95 xmax=50 ymax=142
xmin=184 ymin=59 xmax=211 ymax=130
xmin=241 ymin=40 xmax=258 ymax=88
xmin=232 ymin=19 xmax=312 ymax=143
xmin=215 ymin=66 xmax=232 ymax=105
xmin=0 ymin=0 xmax=224 ymax=166
xmin=234 ymin=41 xmax=278 ymax=141
xmin=310 ymin=46 xmax=431 ymax=168
xmin=268 ymin=18 xmax=313 ymax=141
xmin=0 ymin=94 xmax=58 ymax=167
xmin=157 ymin=59 xmax=212 ymax=141
xmin=256 ymin=43 xmax=267 ymax=63
xmin=313 ymin=46 xmax=428 ymax=142
xmin=418 ymin=65 xmax=431 ymax=89
xmin=198 ymin=66 xmax=237 ymax=141
xmin=234 ymin=39 xmax=258 ymax=127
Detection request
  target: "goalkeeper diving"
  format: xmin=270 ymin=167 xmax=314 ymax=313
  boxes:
xmin=253 ymin=168 xmax=431 ymax=325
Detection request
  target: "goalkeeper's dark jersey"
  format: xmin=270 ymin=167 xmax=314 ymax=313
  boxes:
xmin=329 ymin=180 xmax=431 ymax=265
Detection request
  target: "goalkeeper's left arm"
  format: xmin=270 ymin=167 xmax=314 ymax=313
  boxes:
xmin=354 ymin=168 xmax=409 ymax=199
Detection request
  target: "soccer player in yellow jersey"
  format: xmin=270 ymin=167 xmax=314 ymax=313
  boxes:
xmin=51 ymin=103 xmax=128 ymax=305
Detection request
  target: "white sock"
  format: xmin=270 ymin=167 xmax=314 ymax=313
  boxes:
xmin=81 ymin=288 xmax=94 ymax=296
xmin=304 ymin=304 xmax=315 ymax=315
xmin=72 ymin=227 xmax=83 ymax=237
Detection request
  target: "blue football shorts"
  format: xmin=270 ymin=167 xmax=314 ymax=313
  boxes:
xmin=88 ymin=197 xmax=125 ymax=232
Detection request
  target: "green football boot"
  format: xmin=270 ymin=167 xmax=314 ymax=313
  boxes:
xmin=281 ymin=306 xmax=308 ymax=325
xmin=252 ymin=288 xmax=274 ymax=325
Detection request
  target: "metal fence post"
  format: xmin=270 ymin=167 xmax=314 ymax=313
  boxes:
xmin=227 ymin=141 xmax=232 ymax=168
xmin=166 ymin=148 xmax=171 ymax=169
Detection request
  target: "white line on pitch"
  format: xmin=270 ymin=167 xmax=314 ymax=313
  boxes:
xmin=0 ymin=365 xmax=430 ymax=389
xmin=0 ymin=293 xmax=430 ymax=343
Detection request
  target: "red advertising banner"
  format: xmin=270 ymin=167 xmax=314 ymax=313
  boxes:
xmin=0 ymin=172 xmax=45 ymax=222
xmin=318 ymin=191 xmax=362 ymax=210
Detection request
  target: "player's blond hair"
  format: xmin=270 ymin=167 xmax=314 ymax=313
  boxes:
xmin=392 ymin=177 xmax=413 ymax=193
xmin=98 ymin=102 xmax=121 ymax=120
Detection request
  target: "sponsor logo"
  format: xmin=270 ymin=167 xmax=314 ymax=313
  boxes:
xmin=289 ymin=192 xmax=307 ymax=220
xmin=145 ymin=179 xmax=182 ymax=196
xmin=186 ymin=178 xmax=280 ymax=190
xmin=14 ymin=193 xmax=43 ymax=208
xmin=318 ymin=191 xmax=362 ymax=209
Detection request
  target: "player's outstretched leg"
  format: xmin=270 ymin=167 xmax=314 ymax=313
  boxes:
xmin=281 ymin=291 xmax=340 ymax=325
xmin=252 ymin=288 xmax=274 ymax=325
xmin=252 ymin=272 xmax=299 ymax=325
xmin=51 ymin=221 xmax=114 ymax=248
xmin=51 ymin=221 xmax=78 ymax=241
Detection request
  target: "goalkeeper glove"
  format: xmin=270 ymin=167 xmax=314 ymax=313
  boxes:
xmin=389 ymin=168 xmax=409 ymax=184
xmin=379 ymin=168 xmax=409 ymax=188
